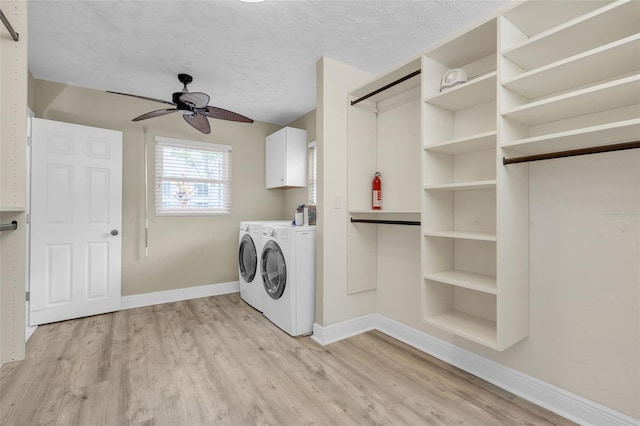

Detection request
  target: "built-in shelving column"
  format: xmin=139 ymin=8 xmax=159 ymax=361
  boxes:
xmin=1 ymin=0 xmax=28 ymax=364
xmin=421 ymin=18 xmax=504 ymax=349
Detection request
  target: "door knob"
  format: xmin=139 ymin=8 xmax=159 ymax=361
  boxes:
xmin=111 ymin=229 xmax=119 ymax=236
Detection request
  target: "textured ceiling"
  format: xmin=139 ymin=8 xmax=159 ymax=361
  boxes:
xmin=28 ymin=0 xmax=507 ymax=125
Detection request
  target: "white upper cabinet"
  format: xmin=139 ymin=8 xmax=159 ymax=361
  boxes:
xmin=265 ymin=127 xmax=308 ymax=189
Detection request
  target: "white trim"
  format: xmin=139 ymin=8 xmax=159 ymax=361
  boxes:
xmin=312 ymin=314 xmax=640 ymax=426
xmin=311 ymin=314 xmax=376 ymax=346
xmin=25 ymin=325 xmax=37 ymax=342
xmin=121 ymin=281 xmax=239 ymax=310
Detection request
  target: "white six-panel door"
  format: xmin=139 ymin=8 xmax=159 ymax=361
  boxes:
xmin=30 ymin=118 xmax=122 ymax=325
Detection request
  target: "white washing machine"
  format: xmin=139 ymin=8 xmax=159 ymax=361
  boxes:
xmin=260 ymin=224 xmax=316 ymax=336
xmin=238 ymin=220 xmax=291 ymax=311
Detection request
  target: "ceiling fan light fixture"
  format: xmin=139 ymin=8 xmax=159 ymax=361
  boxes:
xmin=108 ymin=74 xmax=254 ymax=134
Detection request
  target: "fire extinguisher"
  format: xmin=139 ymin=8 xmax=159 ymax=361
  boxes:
xmin=372 ymin=172 xmax=382 ymax=210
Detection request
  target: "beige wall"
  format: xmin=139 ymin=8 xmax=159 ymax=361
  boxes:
xmin=318 ymin=56 xmax=640 ymax=418
xmin=0 ymin=0 xmax=28 ymax=365
xmin=284 ymin=109 xmax=316 ymax=216
xmin=31 ymin=79 xmax=286 ymax=295
xmin=316 ymin=57 xmax=376 ymax=326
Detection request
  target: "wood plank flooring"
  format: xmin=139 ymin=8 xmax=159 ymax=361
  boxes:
xmin=1 ymin=293 xmax=575 ymax=425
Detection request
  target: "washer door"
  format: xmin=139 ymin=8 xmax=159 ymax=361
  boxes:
xmin=238 ymin=234 xmax=257 ymax=283
xmin=261 ymin=240 xmax=287 ymax=300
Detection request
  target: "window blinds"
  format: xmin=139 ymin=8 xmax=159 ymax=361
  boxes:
xmin=308 ymin=141 xmax=317 ymax=203
xmin=155 ymin=136 xmax=232 ymax=215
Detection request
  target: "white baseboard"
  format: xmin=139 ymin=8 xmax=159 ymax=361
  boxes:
xmin=313 ymin=314 xmax=639 ymax=426
xmin=25 ymin=325 xmax=38 ymax=342
xmin=121 ymin=281 xmax=239 ymax=310
xmin=311 ymin=314 xmax=376 ymax=346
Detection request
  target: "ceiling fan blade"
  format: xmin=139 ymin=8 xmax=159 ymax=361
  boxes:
xmin=184 ymin=113 xmax=211 ymax=134
xmin=107 ymin=91 xmax=176 ymax=106
xmin=132 ymin=108 xmax=178 ymax=122
xmin=179 ymin=92 xmax=210 ymax=109
xmin=204 ymin=106 xmax=254 ymax=123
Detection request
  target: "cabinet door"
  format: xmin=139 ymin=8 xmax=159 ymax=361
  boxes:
xmin=266 ymin=130 xmax=286 ymax=188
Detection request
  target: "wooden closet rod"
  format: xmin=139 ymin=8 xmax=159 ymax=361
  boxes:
xmin=0 ymin=221 xmax=18 ymax=232
xmin=350 ymin=218 xmax=421 ymax=226
xmin=350 ymin=70 xmax=421 ymax=106
xmin=503 ymin=141 xmax=640 ymax=165
xmin=0 ymin=9 xmax=19 ymax=42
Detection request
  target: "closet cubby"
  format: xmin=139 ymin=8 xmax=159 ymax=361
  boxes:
xmin=347 ymin=59 xmax=422 ymax=295
xmin=500 ymin=0 xmax=640 ymax=155
xmin=501 ymin=1 xmax=638 ymax=71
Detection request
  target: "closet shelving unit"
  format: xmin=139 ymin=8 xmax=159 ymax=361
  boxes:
xmin=421 ymin=18 xmax=511 ymax=349
xmin=341 ymin=0 xmax=638 ymax=351
xmin=347 ymin=59 xmax=422 ymax=294
xmin=500 ymin=0 xmax=640 ymax=156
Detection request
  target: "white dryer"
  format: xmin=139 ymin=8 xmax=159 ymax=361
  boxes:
xmin=260 ymin=224 xmax=316 ymax=336
xmin=239 ymin=220 xmax=291 ymax=311
xmin=238 ymin=221 xmax=263 ymax=311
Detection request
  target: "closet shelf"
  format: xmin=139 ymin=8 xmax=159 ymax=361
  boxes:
xmin=501 ymin=0 xmax=610 ymax=39
xmin=425 ymin=72 xmax=497 ymax=111
xmin=503 ymin=119 xmax=640 ymax=155
xmin=424 ymin=270 xmax=497 ymax=294
xmin=427 ymin=19 xmax=497 ymax=69
xmin=349 ymin=209 xmax=420 ymax=215
xmin=0 ymin=205 xmax=26 ymax=212
xmin=424 ymin=180 xmax=496 ymax=191
xmin=502 ymin=34 xmax=640 ymax=100
xmin=424 ymin=131 xmax=496 ymax=155
xmin=502 ymin=1 xmax=639 ymax=71
xmin=424 ymin=311 xmax=498 ymax=349
xmin=502 ymin=74 xmax=640 ymax=126
xmin=423 ymin=230 xmax=497 ymax=242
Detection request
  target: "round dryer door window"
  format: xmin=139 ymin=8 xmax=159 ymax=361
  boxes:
xmin=238 ymin=235 xmax=257 ymax=282
xmin=261 ymin=241 xmax=287 ymax=300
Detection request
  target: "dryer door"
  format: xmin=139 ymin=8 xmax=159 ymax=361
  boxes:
xmin=261 ymin=240 xmax=287 ymax=300
xmin=239 ymin=234 xmax=257 ymax=282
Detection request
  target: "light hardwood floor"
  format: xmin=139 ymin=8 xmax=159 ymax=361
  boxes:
xmin=1 ymin=294 xmax=574 ymax=425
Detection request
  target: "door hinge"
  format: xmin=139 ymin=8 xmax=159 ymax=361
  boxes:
xmin=26 ymin=291 xmax=30 ymax=302
xmin=26 ymin=214 xmax=30 ymax=224
xmin=27 ymin=136 xmax=31 ymax=147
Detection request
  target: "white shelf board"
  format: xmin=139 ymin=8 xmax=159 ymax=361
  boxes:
xmin=0 ymin=206 xmax=26 ymax=212
xmin=425 ymin=72 xmax=497 ymax=111
xmin=424 ymin=131 xmax=497 ymax=155
xmin=502 ymin=74 xmax=640 ymax=126
xmin=427 ymin=18 xmax=497 ymax=69
xmin=424 ymin=310 xmax=498 ymax=349
xmin=503 ymin=119 xmax=640 ymax=155
xmin=424 ymin=270 xmax=497 ymax=295
xmin=502 ymin=34 xmax=640 ymax=100
xmin=349 ymin=210 xmax=421 ymax=215
xmin=423 ymin=230 xmax=497 ymax=242
xmin=502 ymin=1 xmax=640 ymax=71
xmin=501 ymin=0 xmax=612 ymax=38
xmin=424 ymin=180 xmax=496 ymax=191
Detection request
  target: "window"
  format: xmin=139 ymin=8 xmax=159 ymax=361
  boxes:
xmin=155 ymin=136 xmax=232 ymax=215
xmin=308 ymin=140 xmax=317 ymax=204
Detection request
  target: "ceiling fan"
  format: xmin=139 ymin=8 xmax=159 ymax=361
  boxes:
xmin=108 ymin=73 xmax=253 ymax=134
